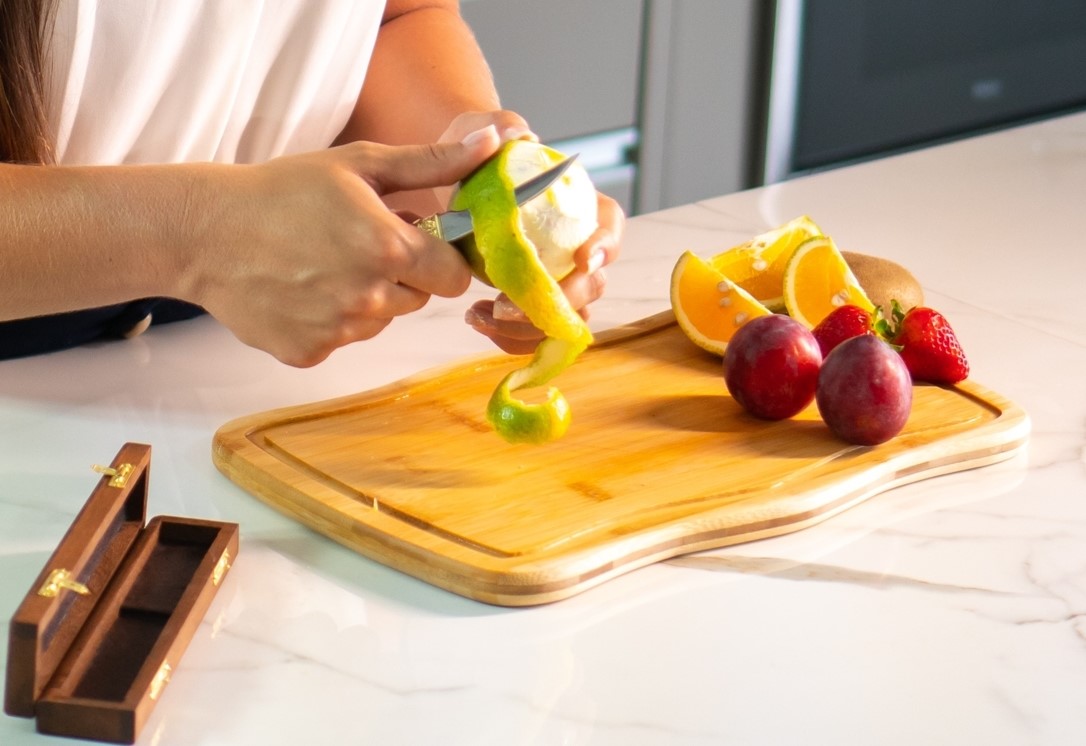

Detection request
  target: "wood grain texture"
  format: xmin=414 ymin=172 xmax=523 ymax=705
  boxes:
xmin=212 ymin=312 xmax=1029 ymax=606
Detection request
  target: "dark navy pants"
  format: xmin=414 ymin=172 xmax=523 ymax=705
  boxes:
xmin=0 ymin=299 xmax=204 ymax=360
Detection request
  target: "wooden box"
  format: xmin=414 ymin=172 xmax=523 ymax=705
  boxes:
xmin=4 ymin=443 xmax=239 ymax=744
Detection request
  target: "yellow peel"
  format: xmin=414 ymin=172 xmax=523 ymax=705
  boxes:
xmin=452 ymin=142 xmax=593 ymax=444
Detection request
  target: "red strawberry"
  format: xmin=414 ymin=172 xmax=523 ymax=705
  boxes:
xmin=889 ymin=304 xmax=969 ymax=384
xmin=811 ymin=305 xmax=874 ymax=358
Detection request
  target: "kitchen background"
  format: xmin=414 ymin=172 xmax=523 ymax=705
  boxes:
xmin=461 ymin=0 xmax=1086 ymax=216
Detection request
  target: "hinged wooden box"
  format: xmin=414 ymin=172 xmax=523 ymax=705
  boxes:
xmin=4 ymin=443 xmax=239 ymax=744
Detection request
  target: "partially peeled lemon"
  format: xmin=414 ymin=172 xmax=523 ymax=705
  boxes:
xmin=453 ymin=140 xmax=598 ymax=286
xmin=451 ymin=140 xmax=599 ymax=444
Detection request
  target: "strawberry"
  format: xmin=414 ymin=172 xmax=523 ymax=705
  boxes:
xmin=811 ymin=304 xmax=874 ymax=358
xmin=888 ymin=303 xmax=969 ymax=384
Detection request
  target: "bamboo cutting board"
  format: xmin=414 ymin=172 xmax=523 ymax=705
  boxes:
xmin=213 ymin=311 xmax=1029 ymax=606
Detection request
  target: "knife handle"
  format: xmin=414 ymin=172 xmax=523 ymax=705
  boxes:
xmin=414 ymin=214 xmax=444 ymax=241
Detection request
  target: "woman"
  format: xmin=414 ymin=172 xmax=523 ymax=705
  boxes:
xmin=0 ymin=0 xmax=623 ymax=365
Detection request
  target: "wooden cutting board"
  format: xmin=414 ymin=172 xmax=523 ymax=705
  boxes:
xmin=212 ymin=311 xmax=1029 ymax=606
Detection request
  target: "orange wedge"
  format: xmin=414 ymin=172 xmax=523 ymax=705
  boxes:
xmin=708 ymin=215 xmax=822 ymax=311
xmin=782 ymin=235 xmax=875 ymax=328
xmin=670 ymin=250 xmax=772 ymax=355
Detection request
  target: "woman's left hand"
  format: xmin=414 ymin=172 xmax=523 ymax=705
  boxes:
xmin=464 ymin=189 xmax=625 ymax=354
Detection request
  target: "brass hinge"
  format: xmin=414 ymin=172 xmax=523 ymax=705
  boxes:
xmin=38 ymin=568 xmax=91 ymax=598
xmin=212 ymin=549 xmax=231 ymax=587
xmin=149 ymin=661 xmax=172 ymax=701
xmin=92 ymin=462 xmax=133 ymax=488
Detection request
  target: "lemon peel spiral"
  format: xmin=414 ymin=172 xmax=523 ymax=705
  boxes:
xmin=451 ymin=141 xmax=596 ymax=444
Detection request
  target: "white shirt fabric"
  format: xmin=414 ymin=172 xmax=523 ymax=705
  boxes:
xmin=47 ymin=0 xmax=385 ymax=166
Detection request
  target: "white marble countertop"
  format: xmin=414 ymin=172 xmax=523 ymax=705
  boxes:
xmin=2 ymin=112 xmax=1085 ymax=745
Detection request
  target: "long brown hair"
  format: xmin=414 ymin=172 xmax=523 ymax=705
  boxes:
xmin=0 ymin=0 xmax=57 ymax=163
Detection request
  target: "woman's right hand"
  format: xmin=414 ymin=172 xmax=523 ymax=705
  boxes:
xmin=180 ymin=126 xmax=502 ymax=367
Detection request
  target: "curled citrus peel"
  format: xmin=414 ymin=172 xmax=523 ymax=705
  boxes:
xmin=452 ymin=142 xmax=594 ymax=444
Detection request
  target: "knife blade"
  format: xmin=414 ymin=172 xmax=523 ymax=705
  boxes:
xmin=415 ymin=154 xmax=579 ymax=242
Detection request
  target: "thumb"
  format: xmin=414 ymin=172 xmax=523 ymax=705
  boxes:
xmin=363 ymin=125 xmax=501 ymax=196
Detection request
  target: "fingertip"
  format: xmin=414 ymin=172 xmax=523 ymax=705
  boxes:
xmin=433 ymin=256 xmax=473 ymax=298
xmin=500 ymin=125 xmax=539 ymax=143
xmin=460 ymin=124 xmax=499 ymax=149
xmin=492 ymin=294 xmax=527 ymax=322
xmin=586 ymin=246 xmax=606 ymax=275
xmin=464 ymin=300 xmax=544 ymax=355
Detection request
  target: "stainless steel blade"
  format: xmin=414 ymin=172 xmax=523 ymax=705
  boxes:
xmin=418 ymin=154 xmax=579 ymax=242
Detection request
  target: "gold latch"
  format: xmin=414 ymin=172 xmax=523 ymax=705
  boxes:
xmin=149 ymin=661 xmax=172 ymax=701
xmin=38 ymin=568 xmax=91 ymax=598
xmin=211 ymin=549 xmax=231 ymax=587
xmin=92 ymin=462 xmax=133 ymax=488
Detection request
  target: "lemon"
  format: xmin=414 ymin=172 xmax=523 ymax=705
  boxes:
xmin=454 ymin=140 xmax=598 ymax=284
xmin=451 ymin=141 xmax=597 ymax=444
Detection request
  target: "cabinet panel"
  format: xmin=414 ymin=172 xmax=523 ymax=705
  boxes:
xmin=637 ymin=0 xmax=761 ymax=211
xmin=460 ymin=0 xmax=644 ymax=142
xmin=460 ymin=0 xmax=762 ymax=215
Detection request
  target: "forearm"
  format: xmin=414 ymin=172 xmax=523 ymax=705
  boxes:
xmin=337 ymin=1 xmax=500 ymax=147
xmin=0 ymin=136 xmax=504 ymax=364
xmin=0 ymin=162 xmax=226 ymax=320
xmin=335 ymin=1 xmax=503 ymax=215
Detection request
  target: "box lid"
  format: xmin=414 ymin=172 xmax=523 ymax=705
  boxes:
xmin=4 ymin=443 xmax=151 ymax=717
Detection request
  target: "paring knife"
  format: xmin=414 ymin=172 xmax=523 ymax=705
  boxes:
xmin=415 ymin=154 xmax=578 ymax=242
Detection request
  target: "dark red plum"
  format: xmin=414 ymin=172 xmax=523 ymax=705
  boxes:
xmin=816 ymin=335 xmax=912 ymax=445
xmin=723 ymin=315 xmax=822 ymax=420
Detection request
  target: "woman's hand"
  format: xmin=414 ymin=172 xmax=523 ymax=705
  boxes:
xmin=381 ymin=110 xmax=539 ymax=217
xmin=432 ymin=112 xmax=625 ymax=354
xmin=181 ymin=126 xmax=502 ymax=367
xmin=464 ymin=190 xmax=625 ymax=354
xmin=438 ymin=110 xmax=538 ymax=146
xmin=376 ymin=107 xmax=626 ymax=355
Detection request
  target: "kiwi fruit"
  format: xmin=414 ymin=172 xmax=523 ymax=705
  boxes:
xmin=843 ymin=251 xmax=924 ymax=312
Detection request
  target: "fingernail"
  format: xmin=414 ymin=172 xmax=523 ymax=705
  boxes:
xmin=460 ymin=124 xmax=498 ymax=147
xmin=464 ymin=306 xmax=488 ymax=328
xmin=587 ymin=247 xmax=606 ymax=274
xmin=493 ymin=296 xmax=525 ymax=321
xmin=501 ymin=126 xmax=538 ymax=143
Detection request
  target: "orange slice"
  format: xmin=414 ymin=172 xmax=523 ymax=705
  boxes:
xmin=782 ymin=235 xmax=875 ymax=328
xmin=670 ymin=250 xmax=772 ymax=355
xmin=708 ymin=215 xmax=822 ymax=311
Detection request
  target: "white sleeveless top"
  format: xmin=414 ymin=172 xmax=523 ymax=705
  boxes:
xmin=47 ymin=0 xmax=385 ymax=166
